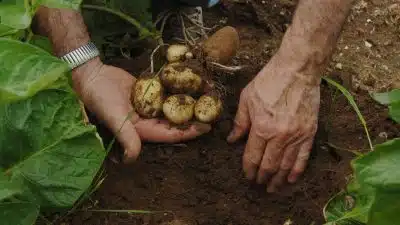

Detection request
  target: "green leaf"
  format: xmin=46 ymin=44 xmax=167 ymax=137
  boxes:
xmin=0 ymin=173 xmax=22 ymax=201
xmin=27 ymin=35 xmax=53 ymax=53
xmin=371 ymin=89 xmax=400 ymax=105
xmin=0 ymin=0 xmax=31 ymax=30
xmin=388 ymin=101 xmax=400 ymax=123
xmin=0 ymin=201 xmax=40 ymax=225
xmin=0 ymin=89 xmax=106 ymax=207
xmin=0 ymin=38 xmax=69 ymax=104
xmin=353 ymin=138 xmax=400 ymax=191
xmin=323 ymin=180 xmax=374 ymax=225
xmin=0 ymin=36 xmax=106 ymax=224
xmin=32 ymin=0 xmax=83 ymax=10
xmin=368 ymin=191 xmax=400 ymax=225
xmin=0 ymin=24 xmax=19 ymax=37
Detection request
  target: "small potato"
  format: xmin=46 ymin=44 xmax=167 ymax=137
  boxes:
xmin=160 ymin=61 xmax=204 ymax=95
xmin=202 ymin=26 xmax=240 ymax=64
xmin=163 ymin=94 xmax=196 ymax=124
xmin=167 ymin=44 xmax=189 ymax=63
xmin=194 ymin=94 xmax=223 ymax=123
xmin=132 ymin=76 xmax=164 ymax=118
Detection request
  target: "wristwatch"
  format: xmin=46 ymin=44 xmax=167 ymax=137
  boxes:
xmin=59 ymin=42 xmax=100 ymax=70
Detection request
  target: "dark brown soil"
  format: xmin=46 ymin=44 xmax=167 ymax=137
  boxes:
xmin=61 ymin=1 xmax=400 ymax=225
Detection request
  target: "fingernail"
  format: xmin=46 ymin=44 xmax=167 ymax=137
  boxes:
xmin=227 ymin=130 xmax=235 ymax=143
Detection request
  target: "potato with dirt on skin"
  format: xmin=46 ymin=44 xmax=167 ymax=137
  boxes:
xmin=202 ymin=26 xmax=240 ymax=64
xmin=163 ymin=94 xmax=196 ymax=125
xmin=166 ymin=44 xmax=190 ymax=63
xmin=160 ymin=61 xmax=204 ymax=95
xmin=194 ymin=93 xmax=223 ymax=123
xmin=131 ymin=76 xmax=164 ymax=118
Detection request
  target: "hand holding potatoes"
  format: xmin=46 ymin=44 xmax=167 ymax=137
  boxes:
xmin=71 ymin=58 xmax=211 ymax=163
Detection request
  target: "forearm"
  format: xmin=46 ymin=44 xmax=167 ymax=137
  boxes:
xmin=34 ymin=7 xmax=91 ymax=56
xmin=277 ymin=0 xmax=354 ymax=77
xmin=33 ymin=7 xmax=101 ymax=82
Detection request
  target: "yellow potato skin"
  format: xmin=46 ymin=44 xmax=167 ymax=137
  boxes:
xmin=161 ymin=62 xmax=203 ymax=95
xmin=166 ymin=44 xmax=189 ymax=63
xmin=163 ymin=94 xmax=196 ymax=124
xmin=132 ymin=77 xmax=164 ymax=118
xmin=194 ymin=94 xmax=223 ymax=123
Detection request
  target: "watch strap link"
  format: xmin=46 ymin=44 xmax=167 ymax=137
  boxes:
xmin=60 ymin=42 xmax=100 ymax=70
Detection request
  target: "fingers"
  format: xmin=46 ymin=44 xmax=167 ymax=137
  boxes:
xmin=113 ymin=119 xmax=142 ymax=164
xmin=134 ymin=119 xmax=211 ymax=143
xmin=266 ymin=169 xmax=290 ymax=193
xmin=256 ymin=137 xmax=285 ymax=184
xmin=227 ymin=92 xmax=250 ymax=143
xmin=242 ymin=127 xmax=266 ymax=180
xmin=288 ymin=138 xmax=314 ymax=183
xmin=266 ymin=144 xmax=299 ymax=193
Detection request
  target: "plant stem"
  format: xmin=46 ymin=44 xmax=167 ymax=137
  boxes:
xmin=81 ymin=4 xmax=154 ymax=39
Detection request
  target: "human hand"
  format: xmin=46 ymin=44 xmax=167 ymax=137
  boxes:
xmin=227 ymin=54 xmax=320 ymax=193
xmin=72 ymin=58 xmax=211 ymax=163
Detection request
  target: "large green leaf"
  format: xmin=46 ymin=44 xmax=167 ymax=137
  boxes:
xmin=368 ymin=191 xmax=400 ymax=225
xmin=0 ymin=0 xmax=31 ymax=30
xmin=323 ymin=179 xmax=374 ymax=225
xmin=0 ymin=38 xmax=69 ymax=103
xmin=0 ymin=202 xmax=40 ymax=225
xmin=0 ymin=173 xmax=22 ymax=201
xmin=353 ymin=139 xmax=400 ymax=191
xmin=0 ymin=89 xmax=106 ymax=207
xmin=0 ymin=39 xmax=106 ymax=224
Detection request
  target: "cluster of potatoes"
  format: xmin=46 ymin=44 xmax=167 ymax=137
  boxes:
xmin=131 ymin=26 xmax=239 ymax=125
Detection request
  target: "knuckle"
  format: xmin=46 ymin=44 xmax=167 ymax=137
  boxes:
xmin=261 ymin=162 xmax=278 ymax=174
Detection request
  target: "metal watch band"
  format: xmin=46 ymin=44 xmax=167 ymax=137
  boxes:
xmin=60 ymin=42 xmax=100 ymax=70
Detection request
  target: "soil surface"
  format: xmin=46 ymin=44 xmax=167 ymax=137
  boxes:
xmin=62 ymin=0 xmax=400 ymax=224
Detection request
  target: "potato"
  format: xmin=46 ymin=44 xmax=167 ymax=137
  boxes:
xmin=163 ymin=94 xmax=196 ymax=124
xmin=131 ymin=76 xmax=164 ymax=118
xmin=202 ymin=26 xmax=240 ymax=64
xmin=194 ymin=94 xmax=223 ymax=123
xmin=160 ymin=61 xmax=204 ymax=95
xmin=167 ymin=44 xmax=189 ymax=63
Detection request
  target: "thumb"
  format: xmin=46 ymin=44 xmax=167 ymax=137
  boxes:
xmin=102 ymin=108 xmax=142 ymax=164
xmin=114 ymin=119 xmax=142 ymax=163
xmin=227 ymin=92 xmax=250 ymax=143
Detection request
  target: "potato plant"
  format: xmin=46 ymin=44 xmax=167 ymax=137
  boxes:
xmin=131 ymin=26 xmax=240 ymax=125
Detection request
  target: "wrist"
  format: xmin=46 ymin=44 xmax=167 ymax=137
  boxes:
xmin=71 ymin=57 xmax=103 ymax=91
xmin=275 ymin=25 xmax=332 ymax=77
